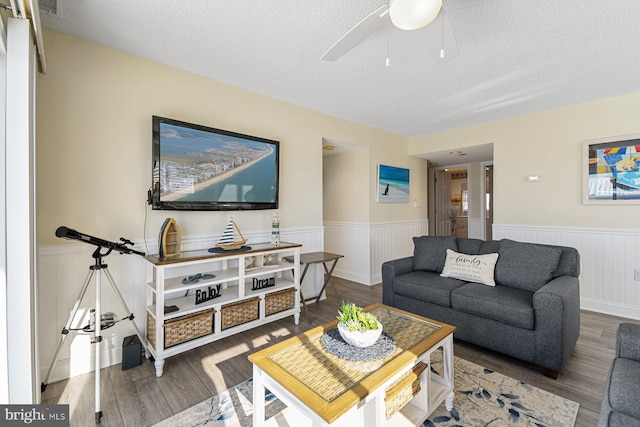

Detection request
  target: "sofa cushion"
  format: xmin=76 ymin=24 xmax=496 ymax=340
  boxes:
xmin=451 ymin=283 xmax=535 ymax=329
xmin=551 ymin=245 xmax=581 ymax=278
xmin=608 ymin=358 xmax=640 ymax=420
xmin=393 ymin=271 xmax=466 ymax=307
xmin=440 ymin=249 xmax=499 ymax=286
xmin=479 ymin=240 xmax=501 ymax=254
xmin=607 ymin=412 xmax=640 ymax=427
xmin=456 ymin=238 xmax=483 ymax=255
xmin=495 ymin=239 xmax=562 ymax=292
xmin=413 ymin=236 xmax=457 ymax=272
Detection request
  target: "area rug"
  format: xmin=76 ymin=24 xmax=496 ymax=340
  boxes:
xmin=153 ymin=357 xmax=579 ymax=427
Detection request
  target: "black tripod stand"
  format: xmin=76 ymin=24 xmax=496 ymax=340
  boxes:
xmin=41 ymin=227 xmax=148 ymax=424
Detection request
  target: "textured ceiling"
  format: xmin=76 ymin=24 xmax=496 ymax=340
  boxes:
xmin=40 ymin=0 xmax=640 ymax=139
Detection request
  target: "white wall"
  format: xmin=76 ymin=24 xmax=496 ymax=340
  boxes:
xmin=0 ymin=15 xmax=8 ymax=404
xmin=467 ymin=162 xmax=484 ymax=239
xmin=6 ymin=18 xmax=39 ymax=404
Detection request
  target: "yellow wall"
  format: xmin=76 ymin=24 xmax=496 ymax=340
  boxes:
xmin=410 ymin=93 xmax=640 ymax=229
xmin=323 ymin=148 xmax=369 ymax=222
xmin=36 ymin=29 xmax=427 ymax=246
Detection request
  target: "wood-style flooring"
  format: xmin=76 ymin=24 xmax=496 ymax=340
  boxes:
xmin=41 ymin=278 xmax=636 ymax=426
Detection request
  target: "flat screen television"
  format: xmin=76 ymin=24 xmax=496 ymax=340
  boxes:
xmin=151 ymin=116 xmax=279 ymax=211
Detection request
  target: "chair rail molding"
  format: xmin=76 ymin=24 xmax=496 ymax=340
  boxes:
xmin=493 ymin=223 xmax=640 ymax=320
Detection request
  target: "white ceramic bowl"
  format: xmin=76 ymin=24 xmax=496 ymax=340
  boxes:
xmin=337 ymin=321 xmax=383 ymax=347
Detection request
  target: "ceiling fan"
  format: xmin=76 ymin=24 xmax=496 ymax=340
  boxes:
xmin=321 ymin=0 xmax=457 ymax=64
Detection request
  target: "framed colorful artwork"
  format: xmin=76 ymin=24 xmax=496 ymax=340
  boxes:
xmin=377 ymin=164 xmax=410 ymax=203
xmin=583 ymin=134 xmax=640 ymax=204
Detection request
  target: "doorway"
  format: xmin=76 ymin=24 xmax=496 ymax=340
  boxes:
xmin=431 ymin=167 xmax=468 ymax=237
xmin=430 ymin=163 xmax=493 ymax=239
xmin=422 ymin=144 xmax=494 ymax=239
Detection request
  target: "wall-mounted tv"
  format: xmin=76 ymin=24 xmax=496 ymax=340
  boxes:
xmin=151 ymin=116 xmax=279 ymax=211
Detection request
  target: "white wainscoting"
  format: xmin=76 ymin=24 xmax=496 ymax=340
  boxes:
xmin=38 ymin=227 xmax=323 ymax=382
xmin=323 ymin=222 xmax=370 ymax=285
xmin=493 ymin=224 xmax=640 ymax=321
xmin=324 ymin=220 xmax=428 ymax=285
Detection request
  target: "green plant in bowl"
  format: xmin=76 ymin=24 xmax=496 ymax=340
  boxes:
xmin=337 ymin=302 xmax=379 ymax=332
xmin=336 ymin=303 xmax=382 ymax=347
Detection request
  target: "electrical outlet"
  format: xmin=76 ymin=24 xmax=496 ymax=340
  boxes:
xmin=635 ymin=269 xmax=640 ymax=281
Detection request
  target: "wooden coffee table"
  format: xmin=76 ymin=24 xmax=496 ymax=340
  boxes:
xmin=249 ymin=303 xmax=456 ymax=426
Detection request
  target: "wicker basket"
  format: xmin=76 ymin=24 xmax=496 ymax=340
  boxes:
xmin=385 ymin=362 xmax=427 ymax=418
xmin=146 ymin=309 xmax=214 ymax=349
xmin=265 ymin=288 xmax=296 ymax=316
xmin=221 ymin=298 xmax=259 ymax=329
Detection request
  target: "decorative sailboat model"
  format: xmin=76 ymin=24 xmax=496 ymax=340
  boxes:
xmin=216 ymin=217 xmax=247 ymax=250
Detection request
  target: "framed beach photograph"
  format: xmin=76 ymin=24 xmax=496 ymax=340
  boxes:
xmin=377 ymin=164 xmax=410 ymax=203
xmin=583 ymin=134 xmax=640 ymax=204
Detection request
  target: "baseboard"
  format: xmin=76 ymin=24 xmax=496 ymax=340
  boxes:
xmin=581 ymin=298 xmax=640 ymax=321
xmin=333 ymin=269 xmax=372 ymax=286
xmin=42 ymin=342 xmax=124 ymax=385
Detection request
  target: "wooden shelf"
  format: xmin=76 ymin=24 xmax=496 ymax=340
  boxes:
xmin=144 ymin=242 xmax=302 ymax=377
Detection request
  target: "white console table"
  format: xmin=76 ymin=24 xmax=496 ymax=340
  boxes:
xmin=144 ymin=242 xmax=301 ymax=377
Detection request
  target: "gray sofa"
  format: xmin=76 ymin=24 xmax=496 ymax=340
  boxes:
xmin=598 ymin=322 xmax=640 ymax=426
xmin=382 ymin=236 xmax=581 ymax=378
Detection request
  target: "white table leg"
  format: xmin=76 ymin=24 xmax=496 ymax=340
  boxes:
xmin=372 ymin=391 xmax=386 ymax=427
xmin=154 ymin=358 xmax=165 ymax=377
xmin=253 ymin=365 xmax=266 ymax=426
xmin=443 ymin=335 xmax=455 ymax=411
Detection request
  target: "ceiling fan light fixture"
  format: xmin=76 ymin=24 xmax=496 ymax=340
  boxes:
xmin=389 ymin=0 xmax=443 ymax=30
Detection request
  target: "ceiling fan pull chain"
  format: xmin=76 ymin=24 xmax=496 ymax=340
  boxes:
xmin=386 ymin=29 xmax=391 ymax=67
xmin=440 ymin=7 xmax=446 ymax=58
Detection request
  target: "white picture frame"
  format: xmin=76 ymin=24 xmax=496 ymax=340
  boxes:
xmin=583 ymin=134 xmax=640 ymax=204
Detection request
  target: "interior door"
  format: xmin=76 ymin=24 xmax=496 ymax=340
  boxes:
xmin=485 ymin=164 xmax=494 ymax=240
xmin=434 ymin=170 xmax=452 ymax=236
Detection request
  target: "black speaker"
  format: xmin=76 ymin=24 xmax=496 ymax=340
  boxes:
xmin=122 ymin=335 xmax=142 ymax=370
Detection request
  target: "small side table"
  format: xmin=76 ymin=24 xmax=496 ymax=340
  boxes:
xmin=285 ymin=252 xmax=344 ymax=322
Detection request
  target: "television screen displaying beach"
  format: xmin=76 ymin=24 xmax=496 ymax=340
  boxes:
xmin=158 ymin=123 xmax=278 ymax=203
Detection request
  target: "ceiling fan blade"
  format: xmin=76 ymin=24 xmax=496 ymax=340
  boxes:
xmin=321 ymin=5 xmax=390 ymax=61
xmin=416 ymin=8 xmax=458 ymax=64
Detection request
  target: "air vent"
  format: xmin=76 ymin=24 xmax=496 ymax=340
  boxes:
xmin=39 ymin=0 xmax=58 ymax=15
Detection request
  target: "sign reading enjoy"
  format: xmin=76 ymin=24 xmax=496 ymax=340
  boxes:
xmin=195 ymin=285 xmax=222 ymax=305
